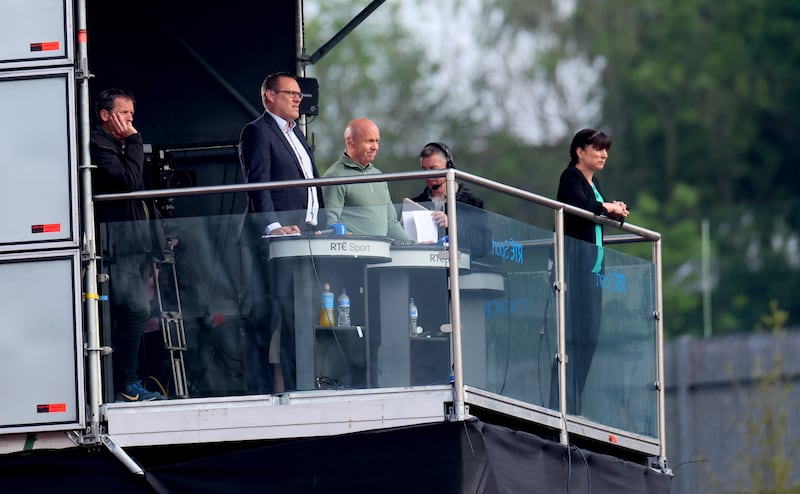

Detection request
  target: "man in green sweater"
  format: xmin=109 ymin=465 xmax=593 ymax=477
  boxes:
xmin=322 ymin=118 xmax=411 ymax=242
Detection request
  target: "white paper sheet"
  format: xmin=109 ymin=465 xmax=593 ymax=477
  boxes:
xmin=402 ymin=198 xmax=438 ymax=243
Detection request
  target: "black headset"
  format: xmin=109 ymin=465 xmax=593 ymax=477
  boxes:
xmin=423 ymin=142 xmax=455 ymax=169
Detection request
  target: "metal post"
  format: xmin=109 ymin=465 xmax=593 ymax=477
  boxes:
xmin=653 ymin=238 xmax=668 ymax=469
xmin=101 ymin=434 xmax=144 ymax=476
xmin=295 ymin=0 xmax=307 ymax=136
xmin=701 ymin=219 xmax=712 ymax=338
xmin=296 ymin=0 xmax=305 ymax=76
xmin=445 ymin=170 xmax=466 ymax=421
xmin=554 ymin=209 xmax=568 ymax=445
xmin=75 ymin=0 xmax=103 ymax=442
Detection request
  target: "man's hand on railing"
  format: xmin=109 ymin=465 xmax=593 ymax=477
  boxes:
xmin=268 ymin=225 xmax=301 ymax=235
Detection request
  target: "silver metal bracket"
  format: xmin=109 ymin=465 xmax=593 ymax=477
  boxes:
xmin=67 ymin=425 xmax=104 ymax=447
xmin=445 ymin=403 xmax=470 ymax=422
xmin=84 ymin=342 xmax=113 ymax=357
xmin=648 ymin=456 xmax=672 ymax=475
xmin=74 ymin=56 xmax=94 ymax=81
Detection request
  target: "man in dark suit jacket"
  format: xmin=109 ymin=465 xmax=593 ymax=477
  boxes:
xmin=238 ymin=72 xmax=324 ymax=393
xmin=240 ymin=72 xmax=323 ymax=234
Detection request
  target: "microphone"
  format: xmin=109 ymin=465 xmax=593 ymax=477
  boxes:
xmin=314 ymin=222 xmax=348 ymax=236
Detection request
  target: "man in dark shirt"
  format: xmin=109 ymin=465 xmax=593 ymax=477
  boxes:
xmin=411 ymin=142 xmax=488 ymax=257
xmin=91 ymin=88 xmax=164 ymax=402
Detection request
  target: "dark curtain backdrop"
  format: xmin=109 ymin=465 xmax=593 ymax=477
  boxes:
xmin=1 ymin=420 xmax=672 ymax=494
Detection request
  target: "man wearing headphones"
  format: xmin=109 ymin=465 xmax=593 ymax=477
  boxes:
xmin=411 ymin=142 xmax=489 ymax=257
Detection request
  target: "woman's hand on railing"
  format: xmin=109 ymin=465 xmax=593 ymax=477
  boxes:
xmin=604 ymin=201 xmax=629 ymax=219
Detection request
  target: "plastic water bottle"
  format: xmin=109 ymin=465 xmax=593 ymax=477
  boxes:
xmin=320 ymin=283 xmax=334 ymax=327
xmin=337 ymin=288 xmax=351 ymax=327
xmin=409 ymin=297 xmax=419 ymax=336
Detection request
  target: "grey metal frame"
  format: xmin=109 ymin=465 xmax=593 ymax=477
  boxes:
xmin=0 ymin=66 xmax=79 ymax=252
xmin=76 ymin=0 xmax=104 ymax=444
xmin=90 ymin=167 xmax=667 ymax=468
xmin=0 ymin=0 xmax=74 ymax=69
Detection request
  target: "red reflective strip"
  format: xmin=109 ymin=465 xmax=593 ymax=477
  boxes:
xmin=30 ymin=41 xmax=60 ymax=52
xmin=31 ymin=224 xmax=61 ymax=233
xmin=37 ymin=403 xmax=67 ymax=413
xmin=78 ymin=30 xmax=87 ymax=43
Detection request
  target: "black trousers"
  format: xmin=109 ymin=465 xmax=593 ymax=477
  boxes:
xmin=240 ymin=223 xmax=297 ymax=393
xmin=549 ymin=240 xmax=602 ymax=415
xmin=109 ymin=254 xmax=153 ymax=391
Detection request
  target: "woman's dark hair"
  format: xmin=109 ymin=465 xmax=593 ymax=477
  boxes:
xmin=568 ymin=128 xmax=611 ymax=167
xmin=95 ymin=88 xmax=135 ymax=120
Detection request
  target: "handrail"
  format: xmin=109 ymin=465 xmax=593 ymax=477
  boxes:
xmin=90 ymin=165 xmax=666 ymax=467
xmin=93 ymin=168 xmax=660 ymax=241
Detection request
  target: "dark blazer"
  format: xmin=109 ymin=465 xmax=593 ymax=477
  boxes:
xmin=556 ymin=166 xmax=607 ymax=244
xmin=238 ymin=112 xmax=324 ymax=231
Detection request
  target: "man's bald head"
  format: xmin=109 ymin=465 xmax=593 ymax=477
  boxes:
xmin=344 ymin=118 xmax=380 ymax=167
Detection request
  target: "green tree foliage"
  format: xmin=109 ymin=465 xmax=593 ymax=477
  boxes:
xmin=490 ymin=0 xmax=800 ymax=335
xmin=303 ymin=0 xmax=800 ymax=336
xmin=708 ymin=201 xmax=800 ymax=335
xmin=495 ymin=0 xmax=800 ymax=207
xmin=623 ymin=184 xmax=705 ymax=339
xmin=304 ymin=0 xmax=482 ymax=191
xmin=303 ymin=0 xmax=578 ymax=200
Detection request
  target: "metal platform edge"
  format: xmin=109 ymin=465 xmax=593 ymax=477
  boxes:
xmin=102 ymin=386 xmax=453 ymax=448
xmin=463 ymin=386 xmax=661 ymax=457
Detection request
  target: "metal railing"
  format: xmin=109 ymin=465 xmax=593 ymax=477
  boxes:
xmin=90 ymin=167 xmax=665 ymax=468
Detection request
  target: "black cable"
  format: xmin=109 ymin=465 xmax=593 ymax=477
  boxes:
xmin=567 ymin=442 xmax=573 ymax=494
xmin=307 ymin=234 xmax=351 ymax=384
xmin=570 ymin=444 xmax=592 ymax=494
xmin=562 ymin=423 xmax=592 ymax=494
xmin=211 ymin=340 xmax=244 ymax=378
xmin=497 ymin=288 xmax=513 ymax=395
xmin=203 ymin=155 xmax=240 ymax=314
xmin=169 ymin=152 xmax=241 ymax=395
xmin=672 ymin=459 xmax=706 ymax=471
xmin=537 ymin=288 xmax=553 ymax=406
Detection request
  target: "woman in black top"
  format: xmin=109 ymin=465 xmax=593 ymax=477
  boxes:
xmin=550 ymin=129 xmax=629 ymax=415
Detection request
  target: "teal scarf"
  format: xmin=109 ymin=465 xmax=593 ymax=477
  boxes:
xmin=590 ymin=183 xmax=604 ymax=273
